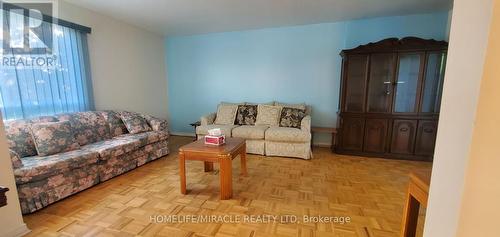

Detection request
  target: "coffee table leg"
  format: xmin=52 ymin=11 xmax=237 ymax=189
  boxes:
xmin=219 ymin=156 xmax=232 ymax=200
xmin=204 ymin=162 xmax=214 ymax=172
xmin=240 ymin=146 xmax=247 ymax=176
xmin=179 ymin=151 xmax=187 ymax=194
xmin=401 ymin=193 xmax=420 ymax=237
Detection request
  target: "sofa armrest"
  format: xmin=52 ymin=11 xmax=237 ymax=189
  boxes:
xmin=144 ymin=115 xmax=169 ymax=132
xmin=9 ymin=149 xmax=23 ymax=169
xmin=301 ymin=115 xmax=311 ymax=133
xmin=201 ymin=112 xmax=216 ymax=125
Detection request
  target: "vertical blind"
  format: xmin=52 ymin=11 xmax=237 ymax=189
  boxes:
xmin=0 ymin=9 xmax=94 ymax=121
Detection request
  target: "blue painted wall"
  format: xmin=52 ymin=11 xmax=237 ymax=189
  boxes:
xmin=166 ymin=12 xmax=450 ymax=143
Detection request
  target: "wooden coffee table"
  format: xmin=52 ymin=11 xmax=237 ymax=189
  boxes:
xmin=178 ymin=137 xmax=247 ymax=199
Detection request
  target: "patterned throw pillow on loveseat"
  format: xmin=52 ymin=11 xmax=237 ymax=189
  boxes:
xmin=121 ymin=111 xmax=152 ymax=134
xmin=30 ymin=121 xmax=81 ymax=156
xmin=279 ymin=107 xmax=306 ymax=129
xmin=235 ymin=105 xmax=258 ymax=125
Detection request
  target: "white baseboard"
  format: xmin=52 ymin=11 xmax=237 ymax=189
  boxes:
xmin=170 ymin=132 xmax=195 ymax=137
xmin=3 ymin=224 xmax=30 ymax=237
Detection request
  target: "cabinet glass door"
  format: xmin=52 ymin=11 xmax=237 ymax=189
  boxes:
xmin=421 ymin=52 xmax=447 ymax=113
xmin=393 ymin=53 xmax=422 ymax=113
xmin=344 ymin=55 xmax=368 ymax=112
xmin=367 ymin=54 xmax=395 ymax=113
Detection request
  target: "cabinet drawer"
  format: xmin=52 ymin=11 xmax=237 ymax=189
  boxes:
xmin=415 ymin=120 xmax=438 ymax=157
xmin=390 ymin=119 xmax=417 ymax=154
xmin=340 ymin=117 xmax=365 ymax=151
xmin=363 ymin=119 xmax=388 ymax=153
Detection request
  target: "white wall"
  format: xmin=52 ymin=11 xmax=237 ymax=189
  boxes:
xmin=58 ymin=0 xmax=169 ymax=119
xmin=456 ymin=1 xmax=500 ymax=235
xmin=0 ymin=117 xmax=29 ymax=237
xmin=424 ymin=0 xmax=494 ymax=236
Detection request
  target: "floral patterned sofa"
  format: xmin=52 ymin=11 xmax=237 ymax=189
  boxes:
xmin=5 ymin=111 xmax=169 ymax=214
xmin=196 ymin=102 xmax=311 ymax=159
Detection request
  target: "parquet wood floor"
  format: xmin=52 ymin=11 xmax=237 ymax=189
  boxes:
xmin=23 ymin=136 xmax=431 ymax=237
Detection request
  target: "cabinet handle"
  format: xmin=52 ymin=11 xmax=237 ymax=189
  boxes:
xmin=384 ymin=81 xmax=391 ymax=95
xmin=424 ymin=128 xmax=434 ymax=133
xmin=400 ymin=127 xmax=408 ymax=132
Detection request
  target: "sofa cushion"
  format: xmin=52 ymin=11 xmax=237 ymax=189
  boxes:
xmin=255 ymin=105 xmax=282 ymax=126
xmin=279 ymin=107 xmax=307 ymax=129
xmin=31 ymin=121 xmax=81 ymax=156
xmin=232 ymin=125 xmax=269 ymax=139
xmin=196 ymin=124 xmax=239 ymax=136
xmin=81 ymin=137 xmax=139 ymax=159
xmin=265 ymin=127 xmax=311 ymax=143
xmin=81 ymin=130 xmax=169 ymax=160
xmin=57 ymin=111 xmax=111 ymax=146
xmin=235 ymin=105 xmax=257 ymax=125
xmin=14 ymin=149 xmax=99 ymax=184
xmin=115 ymin=131 xmax=169 ymax=148
xmin=100 ymin=110 xmax=128 ymax=137
xmin=121 ymin=111 xmax=152 ymax=134
xmin=4 ymin=116 xmax=58 ymax=158
xmin=214 ymin=104 xmax=238 ymax=125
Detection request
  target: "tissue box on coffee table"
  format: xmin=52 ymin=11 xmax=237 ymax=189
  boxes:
xmin=205 ymin=128 xmax=226 ymax=145
xmin=204 ymin=135 xmax=225 ymax=145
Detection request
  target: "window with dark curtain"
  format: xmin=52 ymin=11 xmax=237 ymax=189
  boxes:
xmin=0 ymin=7 xmax=93 ymax=121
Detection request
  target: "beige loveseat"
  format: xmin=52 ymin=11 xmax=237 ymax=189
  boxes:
xmin=196 ymin=102 xmax=311 ymax=159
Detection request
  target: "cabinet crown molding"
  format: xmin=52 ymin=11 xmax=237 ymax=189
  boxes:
xmin=341 ymin=37 xmax=448 ymax=55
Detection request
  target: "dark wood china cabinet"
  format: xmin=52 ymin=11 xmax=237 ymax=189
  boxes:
xmin=335 ymin=37 xmax=447 ymax=161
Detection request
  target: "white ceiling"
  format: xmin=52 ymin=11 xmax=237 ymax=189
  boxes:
xmin=63 ymin=0 xmax=452 ymax=36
